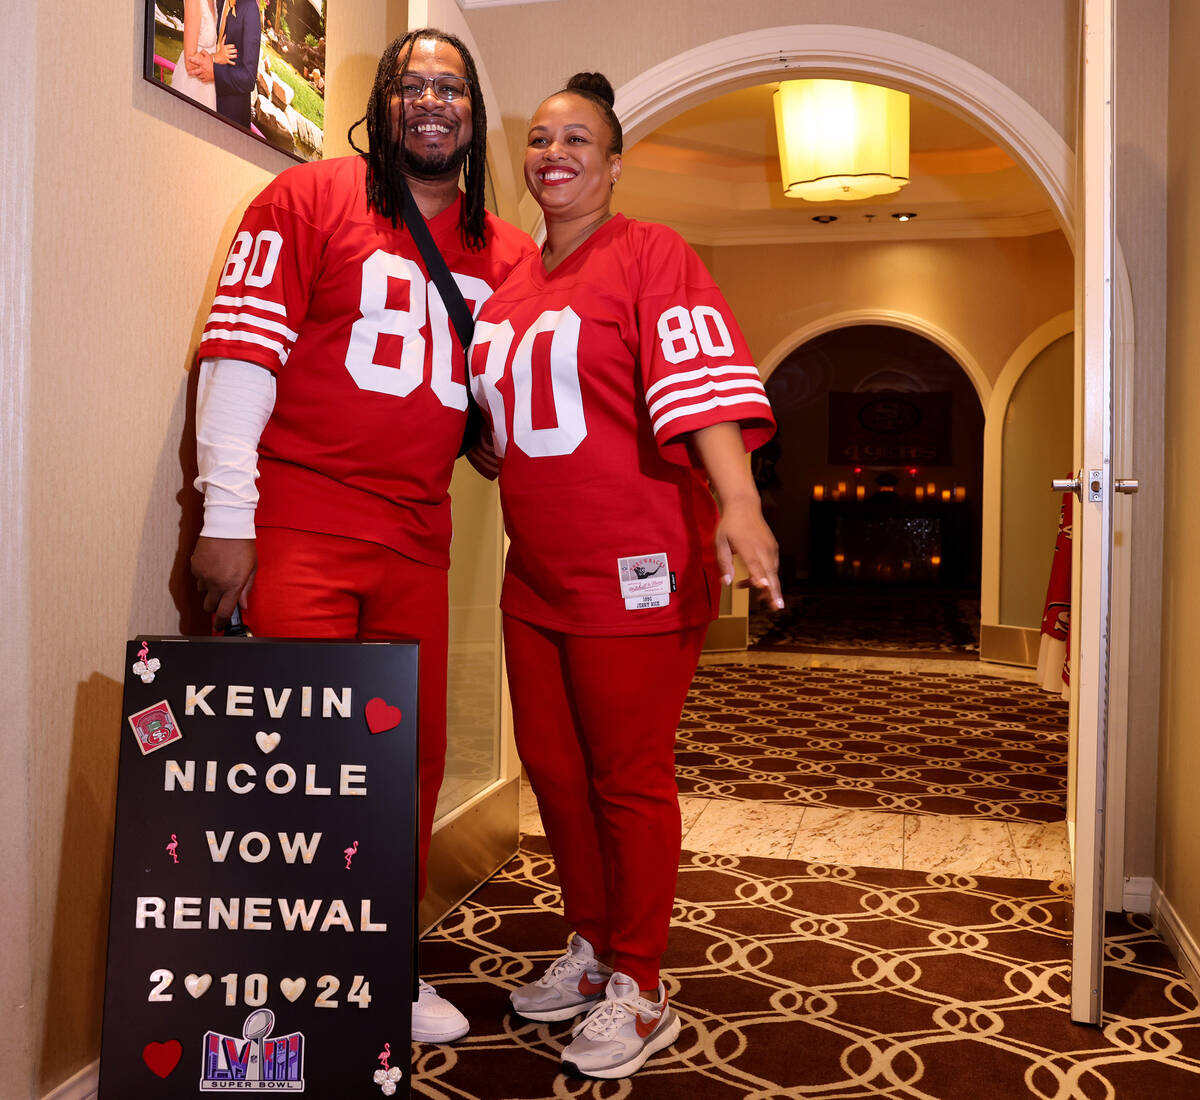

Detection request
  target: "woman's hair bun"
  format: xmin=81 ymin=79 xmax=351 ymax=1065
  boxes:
xmin=565 ymin=72 xmax=615 ymax=108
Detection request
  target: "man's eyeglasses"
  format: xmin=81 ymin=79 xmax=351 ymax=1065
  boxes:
xmin=396 ymin=75 xmax=470 ymax=103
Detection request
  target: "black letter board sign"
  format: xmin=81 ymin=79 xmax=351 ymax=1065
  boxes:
xmin=99 ymin=637 xmax=417 ymax=1098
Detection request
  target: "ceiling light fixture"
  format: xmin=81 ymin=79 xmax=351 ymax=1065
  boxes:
xmin=891 ymin=212 xmax=918 ymax=221
xmin=774 ymin=79 xmax=910 ymax=202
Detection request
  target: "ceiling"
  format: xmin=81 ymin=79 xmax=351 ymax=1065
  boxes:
xmin=611 ymin=83 xmax=1061 ymax=247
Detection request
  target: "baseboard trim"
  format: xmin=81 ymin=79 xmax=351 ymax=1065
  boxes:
xmin=43 ymin=1062 xmax=97 ymax=1100
xmin=1123 ymin=876 xmax=1153 ymax=915
xmin=1152 ymin=881 xmax=1200 ymax=998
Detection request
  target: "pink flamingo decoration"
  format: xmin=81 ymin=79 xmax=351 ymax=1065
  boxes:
xmin=166 ymin=834 xmax=179 ymax=864
xmin=378 ymin=1043 xmax=391 ymax=1071
xmin=344 ymin=840 xmax=359 ymax=870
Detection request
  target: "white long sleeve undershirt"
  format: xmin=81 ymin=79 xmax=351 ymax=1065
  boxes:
xmin=194 ymin=357 xmax=277 ymax=539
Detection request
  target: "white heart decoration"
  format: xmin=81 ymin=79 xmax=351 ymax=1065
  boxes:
xmin=185 ymin=973 xmax=212 ymax=998
xmin=280 ymin=977 xmax=306 ymax=1002
xmin=256 ymin=731 xmax=282 ymax=754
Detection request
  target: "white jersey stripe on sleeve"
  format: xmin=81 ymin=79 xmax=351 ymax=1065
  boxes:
xmin=211 ymin=293 xmax=289 ymax=317
xmin=652 ymin=391 xmax=773 ymax=435
xmin=206 ymin=310 xmax=300 ymax=342
xmin=644 ymin=363 xmax=761 ymax=403
xmin=202 ymin=327 xmax=291 ymax=367
xmin=647 ymin=376 xmax=768 ymax=420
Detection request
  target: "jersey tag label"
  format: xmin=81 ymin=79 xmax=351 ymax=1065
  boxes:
xmin=618 ymin=553 xmax=671 ymax=599
xmin=625 ymin=593 xmax=670 ymax=611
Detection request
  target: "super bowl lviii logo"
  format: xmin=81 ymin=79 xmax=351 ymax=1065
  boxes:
xmin=201 ymin=1009 xmax=304 ymax=1091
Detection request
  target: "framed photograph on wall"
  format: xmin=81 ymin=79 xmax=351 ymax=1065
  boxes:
xmin=144 ymin=0 xmax=327 ymax=162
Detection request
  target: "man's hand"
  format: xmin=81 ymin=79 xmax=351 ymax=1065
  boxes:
xmin=186 ymin=51 xmax=216 ymax=82
xmin=191 ymin=536 xmax=256 ymax=624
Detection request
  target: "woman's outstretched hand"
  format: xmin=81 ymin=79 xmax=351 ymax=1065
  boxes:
xmin=691 ymin=422 xmax=784 ymax=611
xmin=715 ymin=497 xmax=783 ymax=610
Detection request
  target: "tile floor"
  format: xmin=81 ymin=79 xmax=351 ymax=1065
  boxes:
xmin=519 ymin=649 xmax=1072 ymax=887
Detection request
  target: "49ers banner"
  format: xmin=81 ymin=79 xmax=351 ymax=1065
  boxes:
xmin=99 ymin=637 xmax=417 ymax=1098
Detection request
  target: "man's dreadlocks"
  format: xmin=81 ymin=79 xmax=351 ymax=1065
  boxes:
xmin=348 ymin=29 xmax=489 ymax=251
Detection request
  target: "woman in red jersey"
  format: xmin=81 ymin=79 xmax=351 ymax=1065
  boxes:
xmin=469 ymin=72 xmax=781 ymax=1080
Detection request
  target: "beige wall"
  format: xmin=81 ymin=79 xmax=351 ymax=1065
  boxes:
xmin=708 ymin=233 xmax=1074 ymax=389
xmin=999 ymin=335 xmax=1074 ymax=626
xmin=9 ymin=2 xmax=392 ymax=1093
xmin=467 ymin=0 xmax=1079 ymax=201
xmin=1159 ymin=0 xmax=1200 ymax=954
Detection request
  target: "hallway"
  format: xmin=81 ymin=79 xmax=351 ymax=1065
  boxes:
xmin=410 ymin=651 xmax=1200 ymax=1098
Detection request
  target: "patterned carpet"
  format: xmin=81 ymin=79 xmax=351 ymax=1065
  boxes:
xmin=677 ymin=664 xmax=1068 ymax=823
xmin=413 ymin=839 xmax=1200 ymax=1099
xmin=751 ymin=588 xmax=980 ymax=659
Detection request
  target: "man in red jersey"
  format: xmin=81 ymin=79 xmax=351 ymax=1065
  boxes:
xmin=189 ymin=28 xmax=535 ymax=1043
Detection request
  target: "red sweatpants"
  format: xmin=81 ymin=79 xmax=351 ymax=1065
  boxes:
xmin=503 ymin=615 xmax=706 ymax=990
xmin=244 ymin=526 xmax=448 ymax=900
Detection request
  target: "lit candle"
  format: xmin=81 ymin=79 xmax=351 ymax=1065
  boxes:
xmin=941 ymin=489 xmax=951 ymax=502
xmin=902 ymin=561 xmax=912 ymax=572
xmin=926 ymin=481 xmax=936 ymax=495
xmin=954 ymin=486 xmax=966 ymax=501
xmin=837 ymin=481 xmax=847 ymax=498
xmin=833 ymin=553 xmax=845 ymax=564
xmin=812 ymin=484 xmax=825 ymax=500
xmin=914 ymin=486 xmax=925 ymax=500
xmin=856 ymin=485 xmax=866 ymax=500
xmin=931 ymin=555 xmax=942 ymax=567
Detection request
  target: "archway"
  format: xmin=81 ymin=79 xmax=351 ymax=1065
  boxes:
xmin=603 ymin=24 xmax=1134 ymax=908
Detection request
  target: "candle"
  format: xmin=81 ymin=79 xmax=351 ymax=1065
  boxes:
xmin=914 ymin=486 xmax=925 ymax=500
xmin=954 ymin=486 xmax=966 ymax=501
xmin=812 ymin=484 xmax=825 ymax=500
xmin=931 ymin=555 xmax=942 ymax=567
xmin=836 ymin=481 xmax=847 ymax=498
xmin=856 ymin=485 xmax=866 ymax=500
xmin=941 ymin=489 xmax=951 ymax=502
xmin=926 ymin=481 xmax=936 ymax=495
xmin=833 ymin=553 xmax=845 ymax=564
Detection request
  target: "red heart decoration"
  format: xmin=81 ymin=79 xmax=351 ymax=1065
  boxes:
xmin=143 ymin=1039 xmax=183 ymax=1078
xmin=365 ymin=696 xmax=402 ymax=734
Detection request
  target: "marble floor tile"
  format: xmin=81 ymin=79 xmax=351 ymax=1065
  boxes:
xmin=682 ymin=798 xmax=804 ymax=859
xmin=902 ymin=814 xmax=1026 ymax=877
xmin=791 ymin=805 xmax=905 ymax=869
xmin=1008 ymin=819 xmax=1073 ymax=880
xmin=679 ymin=795 xmax=711 ymax=834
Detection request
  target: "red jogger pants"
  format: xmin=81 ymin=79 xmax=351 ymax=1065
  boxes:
xmin=244 ymin=526 xmax=448 ymax=901
xmin=503 ymin=614 xmax=706 ymax=990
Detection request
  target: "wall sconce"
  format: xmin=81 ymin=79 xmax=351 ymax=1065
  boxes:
xmin=774 ymin=80 xmax=910 ymax=202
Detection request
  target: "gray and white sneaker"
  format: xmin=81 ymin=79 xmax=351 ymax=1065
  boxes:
xmin=510 ymin=934 xmax=613 ymax=1022
xmin=561 ymin=971 xmax=681 ymax=1079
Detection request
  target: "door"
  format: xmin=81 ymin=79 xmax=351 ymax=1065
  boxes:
xmin=1070 ymin=0 xmax=1137 ymax=1025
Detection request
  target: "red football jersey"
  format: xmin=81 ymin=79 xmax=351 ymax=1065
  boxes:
xmin=470 ymin=215 xmax=775 ymax=635
xmin=199 ymin=156 xmax=536 ymax=568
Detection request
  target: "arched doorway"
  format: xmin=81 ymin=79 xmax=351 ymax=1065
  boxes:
xmin=604 ymin=21 xmax=1135 ymax=959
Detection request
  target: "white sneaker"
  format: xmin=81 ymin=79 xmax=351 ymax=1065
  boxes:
xmin=510 ymin=934 xmax=613 ymax=1021
xmin=412 ymin=978 xmax=469 ymax=1043
xmin=561 ymin=972 xmax=680 ymax=1079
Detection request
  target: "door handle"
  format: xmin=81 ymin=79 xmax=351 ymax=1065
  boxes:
xmin=1050 ymin=472 xmax=1139 ymax=500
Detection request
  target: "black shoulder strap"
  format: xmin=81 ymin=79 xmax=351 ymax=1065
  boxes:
xmin=399 ymin=179 xmax=475 ymax=353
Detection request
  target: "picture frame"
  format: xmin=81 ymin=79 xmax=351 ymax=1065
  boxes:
xmin=144 ymin=0 xmax=327 ymax=163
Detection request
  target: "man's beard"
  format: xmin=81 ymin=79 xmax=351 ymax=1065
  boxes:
xmin=403 ymin=140 xmax=470 ymax=180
